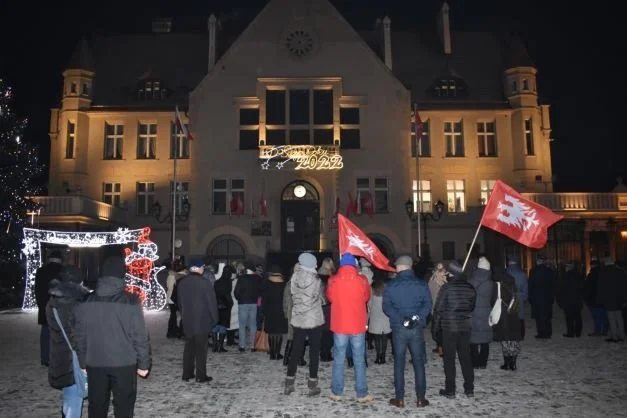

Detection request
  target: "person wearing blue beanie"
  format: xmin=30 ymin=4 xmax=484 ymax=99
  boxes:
xmin=339 ymin=253 xmax=358 ymax=268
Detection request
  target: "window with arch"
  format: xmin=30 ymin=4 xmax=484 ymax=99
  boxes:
xmin=207 ymin=235 xmax=246 ymax=264
xmin=367 ymin=233 xmax=394 ymax=259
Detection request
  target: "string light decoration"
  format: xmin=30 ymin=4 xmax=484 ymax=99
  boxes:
xmin=22 ymin=227 xmax=167 ymax=311
xmin=0 ymin=79 xmax=44 ymax=264
xmin=259 ymin=145 xmax=344 ymax=170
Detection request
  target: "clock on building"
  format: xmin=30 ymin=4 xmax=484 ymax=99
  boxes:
xmin=284 ymin=29 xmax=314 ymax=58
xmin=293 ymin=184 xmax=307 ymax=198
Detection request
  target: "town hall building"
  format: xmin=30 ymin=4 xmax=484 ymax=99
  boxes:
xmin=36 ymin=0 xmax=626 ymax=275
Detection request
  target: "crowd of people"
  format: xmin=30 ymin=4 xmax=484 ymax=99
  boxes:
xmin=34 ymin=247 xmax=627 ymax=417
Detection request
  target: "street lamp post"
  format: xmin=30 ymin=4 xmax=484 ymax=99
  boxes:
xmin=404 ymin=198 xmax=445 ymax=263
xmin=152 ymin=192 xmax=191 ymax=264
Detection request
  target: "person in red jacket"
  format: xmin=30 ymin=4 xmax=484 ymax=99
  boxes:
xmin=326 ymin=253 xmax=373 ymax=403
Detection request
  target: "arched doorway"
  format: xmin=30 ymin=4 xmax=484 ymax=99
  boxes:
xmin=368 ymin=233 xmax=395 ymax=259
xmin=281 ymin=181 xmax=320 ymax=252
xmin=207 ymin=235 xmax=246 ymax=264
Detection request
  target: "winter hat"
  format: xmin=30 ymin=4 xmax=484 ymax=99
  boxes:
xmin=101 ymin=255 xmax=126 ymax=279
xmin=359 ymin=258 xmax=371 ymax=268
xmin=478 ymin=256 xmax=491 ymax=271
xmin=59 ymin=265 xmax=85 ymax=284
xmin=447 ymin=260 xmax=464 ymax=278
xmin=189 ymin=258 xmax=204 ymax=269
xmin=339 ymin=253 xmax=358 ymax=268
xmin=298 ymin=252 xmax=318 ymax=270
xmin=395 ymin=255 xmax=413 ymax=268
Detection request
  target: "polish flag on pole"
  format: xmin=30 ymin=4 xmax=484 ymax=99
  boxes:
xmin=480 ymin=180 xmax=563 ymax=249
xmin=346 ymin=192 xmax=358 ymax=218
xmin=175 ymin=106 xmax=194 ymax=141
xmin=338 ymin=214 xmax=395 ymax=272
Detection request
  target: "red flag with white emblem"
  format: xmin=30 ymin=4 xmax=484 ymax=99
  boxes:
xmin=480 ymin=180 xmax=563 ymax=248
xmin=338 ymin=214 xmax=394 ymax=271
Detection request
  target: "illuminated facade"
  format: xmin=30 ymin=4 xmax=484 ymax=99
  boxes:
xmin=39 ymin=0 xmax=626 ymax=271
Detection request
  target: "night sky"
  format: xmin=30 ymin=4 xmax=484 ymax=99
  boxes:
xmin=1 ymin=0 xmax=624 ymax=192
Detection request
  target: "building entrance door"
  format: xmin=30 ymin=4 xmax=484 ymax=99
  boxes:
xmin=281 ymin=181 xmax=320 ymax=253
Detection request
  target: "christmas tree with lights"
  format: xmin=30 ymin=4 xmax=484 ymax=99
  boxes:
xmin=0 ymin=79 xmax=44 ymax=264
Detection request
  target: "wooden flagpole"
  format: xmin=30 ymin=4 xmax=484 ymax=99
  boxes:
xmin=462 ymin=224 xmax=482 ymax=271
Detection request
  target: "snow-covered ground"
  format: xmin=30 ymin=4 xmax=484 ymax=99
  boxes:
xmin=1 ymin=309 xmax=625 ymax=418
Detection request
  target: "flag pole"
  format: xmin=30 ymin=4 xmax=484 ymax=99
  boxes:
xmin=414 ymin=103 xmax=422 ymax=259
xmin=171 ymin=107 xmax=178 ymax=265
xmin=462 ymin=224 xmax=481 ymax=271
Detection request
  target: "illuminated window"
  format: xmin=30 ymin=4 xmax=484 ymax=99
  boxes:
xmin=444 ymin=121 xmax=464 ymax=157
xmin=138 ymin=80 xmax=166 ymax=100
xmin=136 ymin=182 xmax=155 ymax=215
xmin=480 ymin=180 xmax=496 ymax=205
xmin=103 ymin=183 xmax=121 ymax=207
xmin=477 ymin=121 xmax=497 ymax=157
xmin=446 ymin=180 xmax=466 ymax=212
xmin=137 ymin=123 xmax=157 ymax=159
xmin=104 ymin=123 xmax=124 ymax=160
xmin=524 ymin=118 xmax=535 ymax=155
xmin=430 ymin=78 xmax=467 ymax=98
xmin=356 ymin=177 xmax=388 ymax=214
xmin=171 ymin=122 xmax=190 ymax=159
xmin=412 ymin=180 xmax=432 ymax=213
xmin=410 ymin=117 xmax=430 ymax=157
xmin=170 ymin=181 xmax=189 ymax=213
xmin=264 ymin=88 xmax=334 ymax=146
xmin=239 ymin=108 xmax=259 ymax=150
xmin=212 ymin=178 xmax=245 ymax=214
xmin=65 ymin=121 xmax=76 ymax=159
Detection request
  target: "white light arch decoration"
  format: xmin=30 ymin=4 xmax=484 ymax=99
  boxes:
xmin=22 ymin=227 xmax=167 ymax=311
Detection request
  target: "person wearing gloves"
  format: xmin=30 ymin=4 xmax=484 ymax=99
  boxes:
xmin=383 ymin=255 xmax=432 ymax=409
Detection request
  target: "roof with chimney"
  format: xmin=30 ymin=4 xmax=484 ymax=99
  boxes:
xmin=66 ymin=16 xmax=535 ymax=109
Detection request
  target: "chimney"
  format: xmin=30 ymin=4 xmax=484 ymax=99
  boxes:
xmin=440 ymin=2 xmax=452 ymax=55
xmin=208 ymin=14 xmax=217 ymax=72
xmin=382 ymin=16 xmax=393 ymax=70
xmin=152 ymin=18 xmax=172 ymax=33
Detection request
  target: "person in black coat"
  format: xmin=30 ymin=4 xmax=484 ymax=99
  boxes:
xmin=46 ymin=265 xmax=90 ymax=418
xmin=262 ymin=265 xmax=288 ymax=360
xmin=432 ymin=260 xmax=477 ymax=398
xmin=177 ymin=258 xmax=219 ymax=383
xmin=213 ymin=264 xmax=233 ymax=353
xmin=491 ymin=267 xmax=523 ymax=371
xmin=528 ymin=257 xmax=556 ymax=339
xmin=584 ymin=260 xmax=607 ymax=336
xmin=234 ymin=263 xmax=263 ymax=352
xmin=35 ymin=250 xmax=64 ymax=367
xmin=556 ymin=263 xmax=584 ymax=338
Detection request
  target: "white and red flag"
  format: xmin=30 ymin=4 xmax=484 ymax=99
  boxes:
xmin=338 ymin=214 xmax=394 ymax=271
xmin=480 ymin=180 xmax=563 ymax=248
xmin=229 ymin=194 xmax=244 ymax=217
xmin=175 ymin=106 xmax=194 ymax=141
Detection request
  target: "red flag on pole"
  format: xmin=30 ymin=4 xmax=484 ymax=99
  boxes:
xmin=362 ymin=192 xmax=375 ymax=218
xmin=346 ymin=192 xmax=358 ymax=218
xmin=259 ymin=192 xmax=268 ymax=217
xmin=338 ymin=214 xmax=395 ymax=271
xmin=480 ymin=180 xmax=563 ymax=248
xmin=414 ymin=109 xmax=424 ymax=141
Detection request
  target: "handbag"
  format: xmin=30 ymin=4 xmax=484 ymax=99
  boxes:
xmin=52 ymin=308 xmax=88 ymax=398
xmin=488 ymin=282 xmax=502 ymax=327
xmin=254 ymin=324 xmax=270 ymax=353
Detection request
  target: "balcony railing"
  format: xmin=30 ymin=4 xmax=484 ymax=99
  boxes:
xmin=522 ymin=193 xmax=627 ymax=212
xmin=30 ymin=196 xmax=126 ymax=223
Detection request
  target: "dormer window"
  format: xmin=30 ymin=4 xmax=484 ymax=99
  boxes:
xmin=429 ymin=77 xmax=468 ymax=99
xmin=81 ymin=83 xmax=89 ymax=96
xmin=522 ymin=79 xmax=529 ymax=91
xmin=70 ymin=82 xmax=77 ymax=95
xmin=512 ymin=80 xmax=518 ymax=94
xmin=137 ymin=80 xmax=167 ymax=100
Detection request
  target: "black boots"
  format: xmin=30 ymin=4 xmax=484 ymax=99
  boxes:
xmin=268 ymin=335 xmax=284 ymax=360
xmin=500 ymin=355 xmax=518 ymax=371
xmin=374 ymin=335 xmax=387 ymax=364
xmin=218 ymin=333 xmax=228 ymax=352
